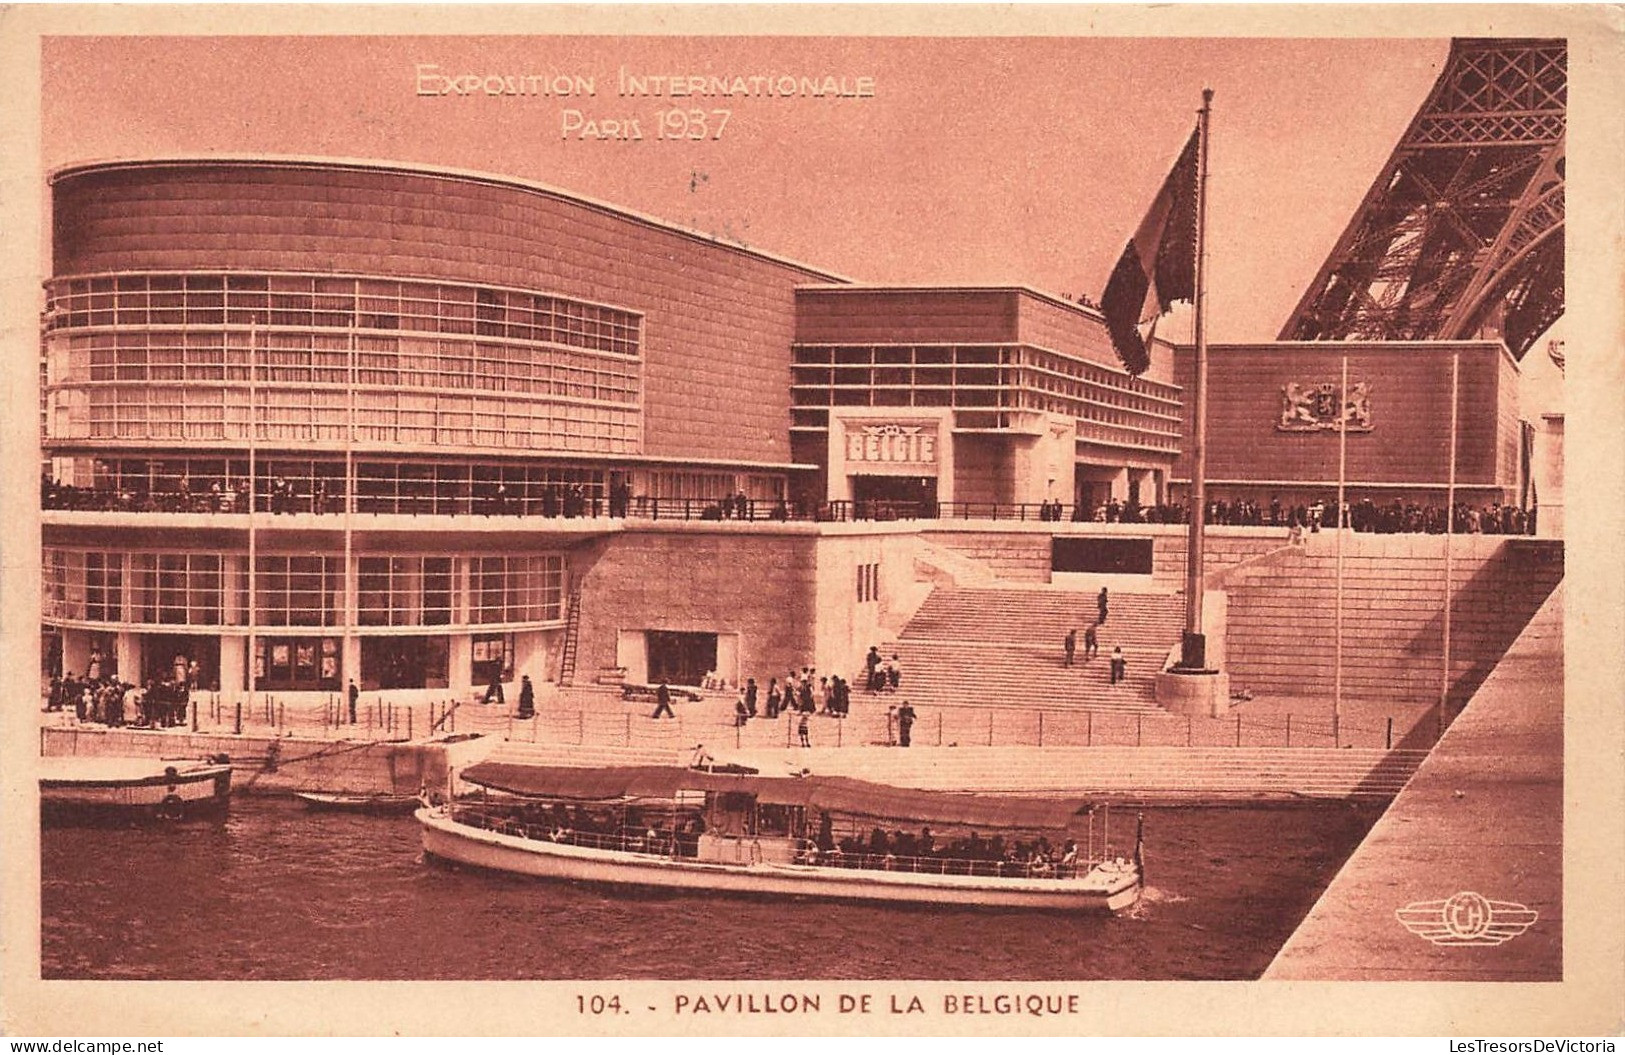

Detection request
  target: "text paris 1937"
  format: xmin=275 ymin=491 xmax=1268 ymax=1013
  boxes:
xmin=561 ymin=108 xmax=732 ymax=141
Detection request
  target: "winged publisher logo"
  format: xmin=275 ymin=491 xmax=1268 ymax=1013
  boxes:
xmin=1395 ymin=891 xmax=1539 ymax=946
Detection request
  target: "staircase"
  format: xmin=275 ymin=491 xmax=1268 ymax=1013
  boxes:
xmin=717 ymin=745 xmax=1431 ymax=802
xmin=557 ymin=589 xmax=582 ymax=687
xmin=891 ymin=587 xmax=1185 ymax=714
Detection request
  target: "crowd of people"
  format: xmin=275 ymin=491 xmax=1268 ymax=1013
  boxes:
xmin=722 ymin=650 xmax=923 ymax=747
xmin=45 ymin=645 xmax=203 ymax=729
xmin=862 ymin=646 xmax=903 ymax=694
xmin=457 ymin=801 xmax=708 ymax=857
xmin=41 ymin=477 xmax=248 ymax=514
xmin=458 ymin=800 xmax=1095 ymax=879
xmin=806 ymin=826 xmax=1088 ymax=879
xmin=1082 ymin=496 xmax=1536 ymax=535
xmin=48 ymin=670 xmax=193 ymax=728
xmin=732 ymin=668 xmax=857 ymax=726
xmin=44 ymin=472 xmax=1537 ymax=536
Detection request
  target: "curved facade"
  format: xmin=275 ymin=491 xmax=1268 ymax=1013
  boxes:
xmin=42 ymin=158 xmax=842 ymax=698
xmin=50 ymin=159 xmax=839 ymax=468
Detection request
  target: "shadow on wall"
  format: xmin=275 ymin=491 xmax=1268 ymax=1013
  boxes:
xmin=1407 ymin=538 xmax=1564 ymax=714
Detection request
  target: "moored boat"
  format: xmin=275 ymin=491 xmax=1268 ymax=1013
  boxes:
xmin=419 ymin=763 xmax=1142 ymax=912
xmin=40 ymin=755 xmax=232 ymax=823
xmin=296 ymin=791 xmax=424 ymax=815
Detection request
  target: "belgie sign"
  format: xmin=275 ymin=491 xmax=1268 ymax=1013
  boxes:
xmin=845 ymin=424 xmax=937 ymax=465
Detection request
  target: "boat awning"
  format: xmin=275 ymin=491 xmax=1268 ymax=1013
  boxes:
xmin=457 ymin=763 xmax=1087 ymax=831
xmin=794 ymin=777 xmax=1087 ymax=832
xmin=458 ymin=763 xmax=754 ymax=801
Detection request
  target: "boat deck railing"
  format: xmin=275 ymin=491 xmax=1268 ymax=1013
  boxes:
xmin=448 ymin=806 xmax=1122 ymax=881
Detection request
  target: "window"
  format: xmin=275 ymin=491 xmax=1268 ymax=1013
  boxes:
xmin=469 ymin=555 xmax=565 ymax=625
xmin=856 ymin=562 xmax=880 ymax=603
xmin=254 ymin=555 xmax=343 ymax=627
xmin=357 ymin=555 xmax=454 ymax=627
xmin=116 ymin=553 xmax=228 ymax=626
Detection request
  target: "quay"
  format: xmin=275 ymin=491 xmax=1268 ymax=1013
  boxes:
xmin=1266 ymin=585 xmax=1563 ymax=981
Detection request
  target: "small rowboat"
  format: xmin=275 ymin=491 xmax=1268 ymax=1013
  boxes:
xmin=295 ymin=791 xmax=424 ymax=815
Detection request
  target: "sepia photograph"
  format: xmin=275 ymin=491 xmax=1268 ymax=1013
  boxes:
xmin=2 ymin=4 xmax=1621 ymax=1039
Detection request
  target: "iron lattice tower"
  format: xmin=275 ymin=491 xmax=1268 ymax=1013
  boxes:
xmin=1281 ymin=38 xmax=1564 ymax=360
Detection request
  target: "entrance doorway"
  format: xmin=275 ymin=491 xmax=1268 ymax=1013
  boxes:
xmin=143 ymin=634 xmax=222 ymax=690
xmin=256 ymin=635 xmax=342 ymax=692
xmin=471 ymin=632 xmax=515 ymax=689
xmin=360 ymin=635 xmax=449 ymax=691
xmin=645 ymin=631 xmax=718 ymax=688
xmin=851 ymin=475 xmax=937 ymax=519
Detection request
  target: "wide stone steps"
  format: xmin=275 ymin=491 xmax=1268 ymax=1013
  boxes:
xmin=878 ymin=641 xmax=1164 ymax=713
xmin=474 ymin=736 xmax=1428 ymax=801
xmin=718 ymin=745 xmax=1431 ymax=801
xmin=887 ymin=586 xmax=1184 ymax=714
xmin=902 ymin=588 xmax=1184 ymax=644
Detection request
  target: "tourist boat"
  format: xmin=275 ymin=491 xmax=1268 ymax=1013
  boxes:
xmin=418 ymin=763 xmax=1142 ymax=912
xmin=295 ymin=791 xmax=424 ymax=815
xmin=39 ymin=755 xmax=232 ymax=823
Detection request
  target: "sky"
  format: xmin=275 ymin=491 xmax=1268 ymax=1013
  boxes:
xmin=40 ymin=34 xmax=1450 ymax=344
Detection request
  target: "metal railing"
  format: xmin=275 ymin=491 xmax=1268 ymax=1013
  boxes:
xmin=43 ymin=484 xmax=1537 ymax=535
xmin=44 ymin=690 xmax=1427 ymax=752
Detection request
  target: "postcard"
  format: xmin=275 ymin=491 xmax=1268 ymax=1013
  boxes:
xmin=2 ymin=4 xmax=1621 ymax=1039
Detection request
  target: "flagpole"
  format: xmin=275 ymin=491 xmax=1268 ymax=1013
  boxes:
xmin=246 ymin=317 xmax=258 ymax=719
xmin=344 ymin=305 xmax=357 ymax=702
xmin=1180 ymin=88 xmax=1214 ymax=670
xmin=1441 ymin=350 xmax=1459 ymax=737
xmin=1334 ymin=354 xmax=1348 ymax=744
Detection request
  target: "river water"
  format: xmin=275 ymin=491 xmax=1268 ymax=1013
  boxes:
xmin=41 ymin=797 xmax=1378 ymax=981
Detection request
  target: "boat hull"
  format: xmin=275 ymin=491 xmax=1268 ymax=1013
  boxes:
xmin=419 ymin=809 xmax=1140 ymax=912
xmin=40 ymin=760 xmax=232 ymax=824
xmin=297 ymin=792 xmax=423 ymax=815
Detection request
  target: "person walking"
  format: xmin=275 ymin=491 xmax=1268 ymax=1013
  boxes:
xmin=347 ymin=678 xmax=359 ymax=724
xmin=1064 ymin=629 xmax=1077 ymax=668
xmin=897 ymin=701 xmax=916 ymax=748
xmin=651 ymin=681 xmax=675 ymax=720
xmin=797 ymin=712 xmax=811 ymax=747
xmin=1109 ymin=646 xmax=1126 ymax=685
xmin=1097 ymin=587 xmax=1110 ymax=625
xmin=480 ymin=671 xmax=505 ymax=706
xmin=517 ymin=674 xmax=535 ymax=719
xmin=744 ymin=677 xmax=758 ymax=718
xmin=1084 ymin=623 xmax=1099 ymax=661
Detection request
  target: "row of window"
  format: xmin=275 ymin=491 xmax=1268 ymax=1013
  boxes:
xmin=792 ymin=345 xmax=1181 ymax=415
xmin=792 ymin=408 xmax=1025 ymax=432
xmin=60 ymin=385 xmax=641 ymax=451
xmin=644 ymin=470 xmax=784 ymax=502
xmin=790 ymin=343 xmax=1183 ymax=452
xmin=50 ymin=457 xmax=787 ymax=511
xmin=43 ymin=550 xmax=567 ymax=629
xmin=50 ymin=331 xmax=640 ymax=397
xmin=46 ymin=273 xmax=642 ymax=357
xmin=793 ymin=343 xmax=1177 ymax=403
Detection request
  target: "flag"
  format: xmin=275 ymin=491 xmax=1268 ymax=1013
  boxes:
xmin=1098 ymin=127 xmax=1200 ymax=375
